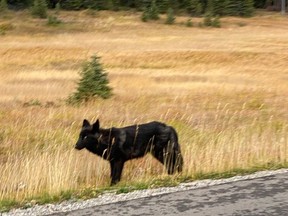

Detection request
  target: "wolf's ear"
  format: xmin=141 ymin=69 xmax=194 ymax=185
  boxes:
xmin=92 ymin=119 xmax=100 ymax=133
xmin=82 ymin=119 xmax=90 ymax=128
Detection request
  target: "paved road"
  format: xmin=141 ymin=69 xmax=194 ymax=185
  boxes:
xmin=52 ymin=173 xmax=288 ymax=216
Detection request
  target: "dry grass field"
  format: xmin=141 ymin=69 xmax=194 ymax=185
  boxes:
xmin=0 ymin=10 xmax=288 ymax=207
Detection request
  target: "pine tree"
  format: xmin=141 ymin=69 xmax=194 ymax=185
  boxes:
xmin=206 ymin=0 xmax=214 ymax=15
xmin=67 ymin=55 xmax=113 ymax=104
xmin=195 ymin=2 xmax=203 ymax=16
xmin=158 ymin=0 xmax=170 ymax=13
xmin=186 ymin=18 xmax=193 ymax=27
xmin=213 ymin=0 xmax=225 ymax=16
xmin=165 ymin=7 xmax=175 ymax=24
xmin=149 ymin=0 xmax=160 ymax=20
xmin=212 ymin=15 xmax=221 ymax=27
xmin=203 ymin=12 xmax=213 ymax=26
xmin=31 ymin=0 xmax=47 ymax=19
xmin=242 ymin=0 xmax=254 ymax=17
xmin=187 ymin=0 xmax=197 ymax=14
xmin=222 ymin=0 xmax=231 ymax=16
xmin=226 ymin=0 xmax=241 ymax=16
xmin=187 ymin=0 xmax=202 ymax=16
xmin=141 ymin=6 xmax=149 ymax=22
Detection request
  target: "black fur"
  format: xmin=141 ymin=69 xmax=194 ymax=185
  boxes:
xmin=75 ymin=119 xmax=183 ymax=185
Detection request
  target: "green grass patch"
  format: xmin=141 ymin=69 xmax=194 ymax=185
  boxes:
xmin=0 ymin=199 xmax=19 ymax=213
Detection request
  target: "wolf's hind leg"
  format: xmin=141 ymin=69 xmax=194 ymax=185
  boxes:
xmin=110 ymin=160 xmax=125 ymax=185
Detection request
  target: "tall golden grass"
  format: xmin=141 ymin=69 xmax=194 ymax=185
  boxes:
xmin=0 ymin=10 xmax=287 ymax=203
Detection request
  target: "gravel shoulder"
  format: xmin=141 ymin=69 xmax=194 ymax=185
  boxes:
xmin=4 ymin=169 xmax=288 ymax=216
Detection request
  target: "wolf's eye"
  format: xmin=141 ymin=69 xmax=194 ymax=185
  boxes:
xmin=83 ymin=136 xmax=88 ymax=140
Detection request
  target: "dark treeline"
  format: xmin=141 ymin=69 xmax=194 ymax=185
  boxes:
xmin=5 ymin=0 xmax=286 ymax=16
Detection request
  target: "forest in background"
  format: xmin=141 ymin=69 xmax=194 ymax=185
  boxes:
xmin=4 ymin=0 xmax=287 ymax=17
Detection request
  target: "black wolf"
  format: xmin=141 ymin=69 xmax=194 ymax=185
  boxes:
xmin=75 ymin=119 xmax=183 ymax=185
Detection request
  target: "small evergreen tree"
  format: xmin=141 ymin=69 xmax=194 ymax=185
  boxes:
xmin=0 ymin=0 xmax=8 ymax=13
xmin=47 ymin=15 xmax=62 ymax=26
xmin=31 ymin=0 xmax=47 ymax=19
xmin=141 ymin=6 xmax=149 ymax=22
xmin=141 ymin=0 xmax=160 ymax=22
xmin=203 ymin=12 xmax=213 ymax=26
xmin=149 ymin=0 xmax=160 ymax=20
xmin=165 ymin=7 xmax=175 ymax=24
xmin=212 ymin=15 xmax=221 ymax=27
xmin=186 ymin=18 xmax=193 ymax=27
xmin=67 ymin=55 xmax=112 ymax=104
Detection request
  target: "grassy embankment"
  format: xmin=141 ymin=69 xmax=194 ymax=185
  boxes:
xmin=0 ymin=10 xmax=287 ymax=211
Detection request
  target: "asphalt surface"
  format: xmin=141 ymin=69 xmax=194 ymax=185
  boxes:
xmin=51 ymin=172 xmax=288 ymax=216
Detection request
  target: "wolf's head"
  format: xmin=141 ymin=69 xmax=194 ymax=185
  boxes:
xmin=75 ymin=119 xmax=100 ymax=150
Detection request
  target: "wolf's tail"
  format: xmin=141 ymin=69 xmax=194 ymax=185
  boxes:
xmin=166 ymin=126 xmax=183 ymax=174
